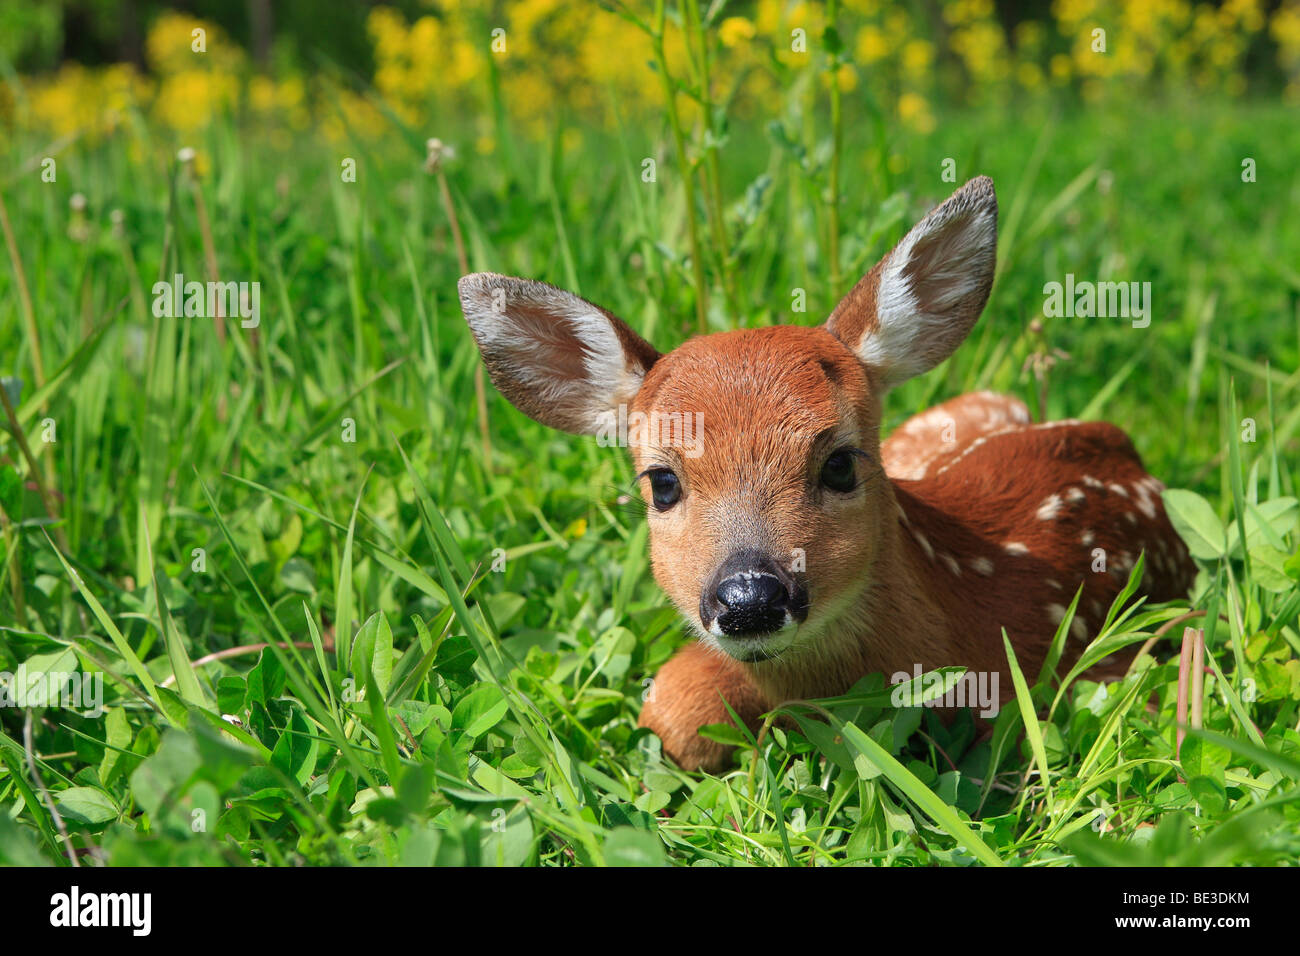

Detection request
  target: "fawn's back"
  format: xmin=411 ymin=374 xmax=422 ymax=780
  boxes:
xmin=883 ymin=391 xmax=1195 ymax=686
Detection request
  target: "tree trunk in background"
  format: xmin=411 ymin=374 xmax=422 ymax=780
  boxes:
xmin=248 ymin=0 xmax=272 ymax=66
xmin=118 ymin=0 xmax=143 ymax=69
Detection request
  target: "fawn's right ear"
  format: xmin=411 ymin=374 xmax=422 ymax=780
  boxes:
xmin=457 ymin=273 xmax=661 ymax=435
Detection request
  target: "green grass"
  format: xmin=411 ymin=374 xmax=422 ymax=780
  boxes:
xmin=1 ymin=91 xmax=1299 ymax=866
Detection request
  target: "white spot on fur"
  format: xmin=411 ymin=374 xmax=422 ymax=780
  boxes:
xmin=1037 ymin=494 xmax=1063 ymax=521
xmin=932 ymin=420 xmax=1088 ymax=478
xmin=1134 ymin=483 xmax=1158 ymax=519
xmin=970 ymin=556 xmax=995 ymax=576
xmin=1080 ymin=529 xmax=1095 ymax=547
xmin=935 ymin=429 xmax=1017 ymax=476
xmin=913 ymin=529 xmax=935 ymax=560
xmin=1004 ymin=541 xmax=1029 ymax=555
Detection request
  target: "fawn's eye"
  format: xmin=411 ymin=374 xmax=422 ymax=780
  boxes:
xmin=820 ymin=449 xmax=858 ymax=493
xmin=646 ymin=469 xmax=682 ymax=511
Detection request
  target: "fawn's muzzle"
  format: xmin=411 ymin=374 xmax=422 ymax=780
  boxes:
xmin=701 ymin=550 xmax=808 ymax=641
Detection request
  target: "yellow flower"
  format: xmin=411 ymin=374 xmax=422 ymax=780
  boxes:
xmin=153 ymin=70 xmax=238 ymax=132
xmin=1052 ymin=0 xmax=1103 ymax=29
xmin=855 ymin=25 xmax=889 ymax=64
xmin=191 ymin=150 xmax=211 ymax=179
xmin=719 ymin=16 xmax=756 ymax=48
xmin=25 ymin=63 xmax=153 ymax=140
xmin=1272 ymin=3 xmax=1300 ymax=66
xmin=319 ymin=85 xmax=388 ymax=144
xmin=898 ymin=91 xmax=935 ymax=133
xmin=367 ymin=7 xmax=410 ymax=62
xmin=1017 ymin=61 xmax=1044 ymax=88
xmin=902 ymin=39 xmax=935 ymax=76
xmin=825 ymin=63 xmax=859 ymax=92
xmin=248 ymin=75 xmax=308 ymax=130
xmin=146 ymin=12 xmax=243 ymax=76
xmin=1224 ymin=0 xmax=1265 ymax=32
xmin=755 ymin=0 xmax=783 ymax=34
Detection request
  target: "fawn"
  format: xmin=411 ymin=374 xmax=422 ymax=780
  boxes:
xmin=457 ymin=176 xmax=1196 ymax=771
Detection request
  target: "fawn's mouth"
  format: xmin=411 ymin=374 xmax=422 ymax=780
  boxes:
xmin=713 ymin=623 xmax=800 ymax=663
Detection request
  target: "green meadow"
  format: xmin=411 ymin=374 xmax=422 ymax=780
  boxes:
xmin=1 ymin=12 xmax=1300 ymax=866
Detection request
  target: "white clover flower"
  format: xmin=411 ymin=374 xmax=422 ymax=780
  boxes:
xmin=424 ymin=137 xmax=456 ymax=173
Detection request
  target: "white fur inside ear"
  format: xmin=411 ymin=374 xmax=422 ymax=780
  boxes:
xmin=863 ymin=182 xmax=997 ymax=387
xmin=458 ymin=273 xmax=651 ymax=433
xmin=564 ymin=307 xmax=646 ymax=409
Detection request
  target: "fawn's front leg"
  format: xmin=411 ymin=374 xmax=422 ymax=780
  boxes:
xmin=638 ymin=641 xmax=769 ymax=772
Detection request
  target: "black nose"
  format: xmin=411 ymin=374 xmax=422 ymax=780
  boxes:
xmin=701 ymin=550 xmax=808 ymax=638
xmin=715 ymin=572 xmax=788 ymax=635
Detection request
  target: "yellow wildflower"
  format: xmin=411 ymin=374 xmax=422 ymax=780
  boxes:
xmin=720 ymin=17 xmax=757 ymax=48
xmin=898 ymin=91 xmax=935 ymax=133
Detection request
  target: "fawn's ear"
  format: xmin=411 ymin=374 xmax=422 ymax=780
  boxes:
xmin=825 ymin=176 xmax=997 ymax=389
xmin=457 ymin=273 xmax=661 ymax=435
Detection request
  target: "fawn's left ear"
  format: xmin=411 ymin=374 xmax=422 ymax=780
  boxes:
xmin=825 ymin=175 xmax=997 ymax=389
xmin=457 ymin=273 xmax=661 ymax=435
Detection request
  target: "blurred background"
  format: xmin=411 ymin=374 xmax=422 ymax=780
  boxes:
xmin=4 ymin=1 xmax=1299 ymax=148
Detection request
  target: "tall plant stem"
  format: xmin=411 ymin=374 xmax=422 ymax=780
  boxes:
xmin=0 ymin=187 xmax=61 ymax=515
xmin=0 ymin=189 xmax=46 ymax=395
xmin=0 ymin=380 xmax=69 ymax=556
xmin=826 ymin=0 xmax=843 ymax=297
xmin=0 ymin=505 xmax=26 ymax=627
xmin=653 ymin=0 xmax=709 ymax=335
xmin=434 ymin=160 xmax=492 ymax=471
xmin=684 ymin=0 xmax=737 ymax=323
xmin=185 ymin=172 xmax=227 ymax=347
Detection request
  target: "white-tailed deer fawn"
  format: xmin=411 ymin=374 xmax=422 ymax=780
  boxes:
xmin=458 ymin=176 xmax=1196 ymax=771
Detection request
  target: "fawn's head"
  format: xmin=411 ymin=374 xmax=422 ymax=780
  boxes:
xmin=458 ymin=177 xmax=997 ymax=667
